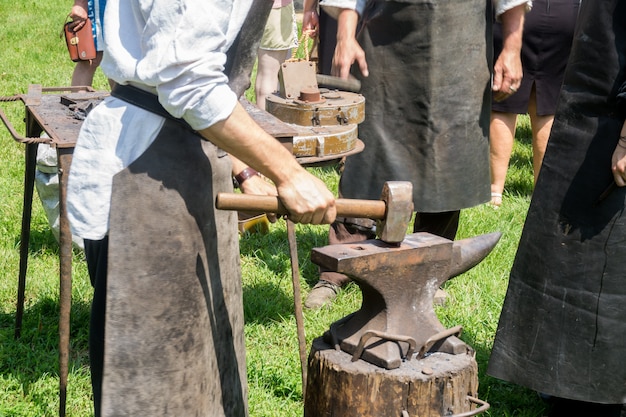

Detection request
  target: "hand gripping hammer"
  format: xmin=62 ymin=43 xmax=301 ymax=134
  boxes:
xmin=216 ymin=181 xmax=414 ymax=244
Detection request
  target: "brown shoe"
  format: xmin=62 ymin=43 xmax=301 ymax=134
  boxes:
xmin=304 ymin=280 xmax=340 ymax=309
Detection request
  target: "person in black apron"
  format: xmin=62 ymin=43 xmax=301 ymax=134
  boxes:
xmin=488 ymin=1 xmax=626 ymax=415
xmin=304 ymin=0 xmax=530 ymax=309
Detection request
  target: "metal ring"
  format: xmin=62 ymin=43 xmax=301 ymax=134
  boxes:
xmin=448 ymin=396 xmax=491 ymax=417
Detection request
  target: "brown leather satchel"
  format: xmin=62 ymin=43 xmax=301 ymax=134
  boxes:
xmin=63 ymin=17 xmax=97 ymax=62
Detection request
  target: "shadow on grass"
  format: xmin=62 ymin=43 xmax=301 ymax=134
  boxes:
xmin=11 ymin=226 xmax=62 ymax=258
xmin=239 ymin=224 xmax=331 ymax=325
xmin=457 ymin=328 xmax=549 ymax=417
xmin=0 ymin=296 xmax=91 ymax=396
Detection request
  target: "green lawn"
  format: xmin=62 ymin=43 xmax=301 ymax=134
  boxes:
xmin=0 ymin=1 xmax=547 ymax=416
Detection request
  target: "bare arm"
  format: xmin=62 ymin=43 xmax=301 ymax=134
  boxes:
xmin=331 ymin=9 xmax=368 ymax=79
xmin=200 ymin=102 xmax=337 ymax=225
xmin=492 ymin=4 xmax=525 ymax=102
xmin=302 ymin=0 xmax=319 ymax=37
xmin=69 ymin=0 xmax=89 ymax=31
xmin=229 ymin=155 xmax=277 ymax=196
xmin=612 ymin=121 xmax=626 ymax=187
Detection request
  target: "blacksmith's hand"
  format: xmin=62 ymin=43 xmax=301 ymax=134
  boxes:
xmin=276 ymin=171 xmax=336 ymax=225
xmin=239 ymin=174 xmax=278 ymax=223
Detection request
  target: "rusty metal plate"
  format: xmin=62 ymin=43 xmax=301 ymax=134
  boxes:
xmin=291 ymin=123 xmax=358 ymax=157
xmin=266 ymin=90 xmax=365 ymax=126
xmin=278 ymin=59 xmax=319 ymax=100
xmin=25 ymin=89 xmax=109 ymax=148
xmin=295 ymin=139 xmax=364 ymax=167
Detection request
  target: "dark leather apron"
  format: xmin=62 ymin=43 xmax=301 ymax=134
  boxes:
xmin=488 ymin=0 xmax=626 ymax=403
xmin=339 ymin=0 xmax=492 ymax=212
xmin=102 ymin=120 xmax=247 ymax=416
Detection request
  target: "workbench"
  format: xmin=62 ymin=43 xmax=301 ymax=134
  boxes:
xmin=0 ymin=85 xmax=109 ymax=417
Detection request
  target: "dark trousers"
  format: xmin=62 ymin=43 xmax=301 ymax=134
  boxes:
xmin=320 ymin=210 xmax=460 ymax=286
xmin=84 ymin=236 xmax=108 ymax=417
xmin=547 ymin=397 xmax=623 ymax=417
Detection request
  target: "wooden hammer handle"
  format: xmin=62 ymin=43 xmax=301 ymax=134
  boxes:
xmin=216 ymin=193 xmax=386 ymax=220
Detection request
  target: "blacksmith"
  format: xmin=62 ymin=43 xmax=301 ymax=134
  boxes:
xmin=66 ymin=0 xmax=336 ymax=415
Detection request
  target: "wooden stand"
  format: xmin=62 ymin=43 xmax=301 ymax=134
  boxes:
xmin=305 ymin=338 xmax=485 ymax=417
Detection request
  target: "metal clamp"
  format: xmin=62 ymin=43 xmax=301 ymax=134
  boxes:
xmin=311 ymin=108 xmax=321 ymax=126
xmin=400 ymin=396 xmax=490 ymax=417
xmin=449 ymin=396 xmax=490 ymax=417
xmin=351 ymin=329 xmax=417 ymax=362
xmin=0 ymin=95 xmax=51 ymax=145
xmin=416 ymin=325 xmax=463 ymax=359
xmin=336 ymin=110 xmax=349 ymax=125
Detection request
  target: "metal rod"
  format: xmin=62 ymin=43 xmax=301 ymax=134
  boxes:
xmin=448 ymin=396 xmax=490 ymax=417
xmin=416 ymin=325 xmax=463 ymax=359
xmin=316 ymin=74 xmax=361 ymax=93
xmin=286 ymin=220 xmax=308 ymax=397
xmin=57 ymin=149 xmax=74 ymax=417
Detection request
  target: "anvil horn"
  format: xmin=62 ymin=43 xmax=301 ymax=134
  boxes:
xmin=448 ymin=232 xmax=502 ymax=280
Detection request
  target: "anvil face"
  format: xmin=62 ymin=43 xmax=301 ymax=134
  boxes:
xmin=311 ymin=232 xmax=500 ymax=369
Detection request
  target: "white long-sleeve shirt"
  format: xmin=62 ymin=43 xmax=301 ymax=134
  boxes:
xmin=320 ymin=0 xmax=532 ymax=20
xmin=68 ymin=0 xmax=253 ymax=240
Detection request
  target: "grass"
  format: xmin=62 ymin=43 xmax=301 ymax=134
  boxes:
xmin=0 ymin=1 xmax=546 ymax=416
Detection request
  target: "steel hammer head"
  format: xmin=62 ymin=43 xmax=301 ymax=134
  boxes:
xmin=377 ymin=181 xmax=414 ymax=244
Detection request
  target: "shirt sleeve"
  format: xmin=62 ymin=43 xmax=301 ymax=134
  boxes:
xmin=494 ymin=0 xmax=532 ymax=19
xmin=101 ymin=0 xmax=251 ymax=131
xmin=320 ymin=0 xmax=368 ymax=19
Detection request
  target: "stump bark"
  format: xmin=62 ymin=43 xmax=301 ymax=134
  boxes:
xmin=304 ymin=338 xmax=481 ymax=417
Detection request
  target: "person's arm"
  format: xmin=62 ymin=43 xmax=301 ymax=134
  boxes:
xmin=303 ymin=0 xmax=320 ymax=37
xmin=230 ymin=155 xmax=277 ymax=196
xmin=200 ymin=103 xmax=337 ymax=225
xmin=612 ymin=80 xmax=626 ymax=186
xmin=69 ymin=0 xmax=89 ymax=31
xmin=492 ymin=4 xmax=525 ymax=102
xmin=331 ymin=8 xmax=368 ymax=79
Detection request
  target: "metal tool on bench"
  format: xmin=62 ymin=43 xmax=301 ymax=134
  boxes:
xmin=264 ymin=59 xmax=365 ymax=165
xmin=216 ymin=181 xmax=414 ymax=244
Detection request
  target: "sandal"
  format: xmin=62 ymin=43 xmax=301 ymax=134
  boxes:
xmin=490 ymin=192 xmax=502 ymax=208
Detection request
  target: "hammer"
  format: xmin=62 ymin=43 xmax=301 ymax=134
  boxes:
xmin=216 ymin=181 xmax=414 ymax=244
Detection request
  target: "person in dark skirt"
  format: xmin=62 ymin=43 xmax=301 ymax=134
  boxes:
xmin=488 ymin=1 xmax=626 ymax=415
xmin=489 ymin=0 xmax=580 ymax=207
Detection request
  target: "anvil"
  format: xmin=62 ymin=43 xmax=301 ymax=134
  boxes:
xmin=311 ymin=231 xmax=501 ymax=369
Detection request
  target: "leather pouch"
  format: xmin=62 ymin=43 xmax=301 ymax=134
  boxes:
xmin=63 ymin=17 xmax=96 ymax=62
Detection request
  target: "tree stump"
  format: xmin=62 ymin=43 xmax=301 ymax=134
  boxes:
xmin=304 ymin=338 xmax=482 ymax=417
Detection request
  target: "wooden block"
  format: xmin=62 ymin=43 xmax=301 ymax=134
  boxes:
xmin=305 ymin=338 xmax=481 ymax=417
